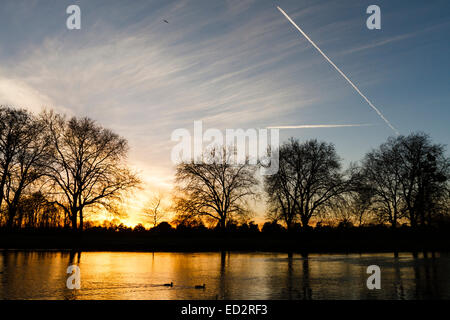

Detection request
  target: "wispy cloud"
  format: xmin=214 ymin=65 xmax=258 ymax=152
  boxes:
xmin=0 ymin=2 xmax=322 ymax=196
xmin=267 ymin=124 xmax=374 ymax=129
xmin=0 ymin=73 xmax=69 ymax=114
xmin=338 ymin=21 xmax=450 ymax=56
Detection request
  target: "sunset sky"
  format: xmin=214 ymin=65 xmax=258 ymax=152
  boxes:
xmin=0 ymin=0 xmax=449 ymax=226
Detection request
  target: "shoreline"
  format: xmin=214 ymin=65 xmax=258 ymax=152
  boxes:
xmin=1 ymin=230 xmax=449 ymax=254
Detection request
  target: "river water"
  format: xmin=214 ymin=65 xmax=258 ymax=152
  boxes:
xmin=0 ymin=251 xmax=448 ymax=299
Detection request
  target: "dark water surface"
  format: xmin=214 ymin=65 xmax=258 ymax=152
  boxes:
xmin=0 ymin=251 xmax=449 ymax=299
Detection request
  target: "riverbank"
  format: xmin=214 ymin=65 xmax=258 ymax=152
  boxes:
xmin=1 ymin=229 xmax=449 ymax=253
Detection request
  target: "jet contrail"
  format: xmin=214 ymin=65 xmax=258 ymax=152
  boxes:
xmin=267 ymin=123 xmax=374 ymax=129
xmin=277 ymin=6 xmax=399 ymax=135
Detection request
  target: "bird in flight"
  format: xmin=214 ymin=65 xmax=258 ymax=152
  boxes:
xmin=163 ymin=19 xmax=169 ymax=23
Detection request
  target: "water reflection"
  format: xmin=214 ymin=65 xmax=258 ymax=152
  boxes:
xmin=301 ymin=253 xmax=312 ymax=300
xmin=393 ymin=252 xmax=405 ymax=300
xmin=0 ymin=251 xmax=448 ymax=300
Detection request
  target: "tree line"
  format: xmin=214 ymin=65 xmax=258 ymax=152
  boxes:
xmin=1 ymin=105 xmax=448 ymax=233
xmin=173 ymin=133 xmax=449 ymax=231
xmin=0 ymin=106 xmax=140 ymax=231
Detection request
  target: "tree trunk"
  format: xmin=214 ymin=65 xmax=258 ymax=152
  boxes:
xmin=6 ymin=186 xmax=25 ymax=229
xmin=301 ymin=216 xmax=310 ymax=230
xmin=392 ymin=210 xmax=398 ymax=229
xmin=219 ymin=218 xmax=226 ymax=230
xmin=410 ymin=211 xmax=417 ymax=229
xmin=286 ymin=218 xmax=294 ymax=232
xmin=6 ymin=206 xmax=17 ymax=229
xmin=71 ymin=208 xmax=78 ymax=231
xmin=391 ymin=220 xmax=397 ymax=229
xmin=0 ymin=162 xmax=10 ymax=211
xmin=79 ymin=208 xmax=84 ymax=232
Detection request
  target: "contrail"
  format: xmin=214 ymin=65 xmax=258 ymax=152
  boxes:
xmin=276 ymin=6 xmax=399 ymax=135
xmin=267 ymin=123 xmax=374 ymax=129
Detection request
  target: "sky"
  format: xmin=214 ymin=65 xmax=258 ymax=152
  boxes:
xmin=0 ymin=0 xmax=449 ymax=226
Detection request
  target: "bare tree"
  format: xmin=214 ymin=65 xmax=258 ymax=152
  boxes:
xmin=265 ymin=139 xmax=348 ymax=229
xmin=0 ymin=107 xmax=31 ymax=214
xmin=43 ymin=112 xmax=140 ymax=231
xmin=360 ymin=133 xmax=449 ymax=229
xmin=328 ymin=189 xmax=375 ymax=227
xmin=18 ymin=192 xmax=61 ymax=228
xmin=0 ymin=107 xmax=53 ymax=228
xmin=20 ymin=192 xmax=48 ymax=228
xmin=3 ymin=113 xmax=53 ymax=228
xmin=143 ymin=192 xmax=167 ymax=227
xmin=390 ymin=133 xmax=448 ymax=228
xmin=341 ymin=164 xmax=377 ymax=226
xmin=174 ymin=146 xmax=259 ymax=230
xmin=264 ymin=144 xmax=297 ymax=230
xmin=361 ymin=141 xmax=405 ymax=228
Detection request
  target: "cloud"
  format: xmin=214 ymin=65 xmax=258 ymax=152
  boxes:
xmin=0 ymin=74 xmax=57 ymax=114
xmin=338 ymin=21 xmax=450 ymax=56
xmin=0 ymin=1 xmax=326 ymax=152
xmin=267 ymin=123 xmax=374 ymax=129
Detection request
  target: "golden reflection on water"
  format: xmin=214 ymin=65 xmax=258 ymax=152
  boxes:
xmin=0 ymin=251 xmax=449 ymax=300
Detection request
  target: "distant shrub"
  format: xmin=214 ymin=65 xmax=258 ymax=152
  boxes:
xmin=133 ymin=224 xmax=147 ymax=232
xmin=261 ymin=222 xmax=286 ymax=233
xmin=152 ymin=221 xmax=173 ymax=233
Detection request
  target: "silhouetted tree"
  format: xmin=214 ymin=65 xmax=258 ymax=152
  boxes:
xmin=261 ymin=221 xmax=285 ymax=233
xmin=361 ymin=139 xmax=404 ymax=228
xmin=43 ymin=111 xmax=140 ymax=231
xmin=173 ymin=216 xmax=207 ymax=232
xmin=18 ymin=192 xmax=61 ymax=228
xmin=265 ymin=139 xmax=348 ymax=229
xmin=337 ymin=219 xmax=354 ymax=229
xmin=133 ymin=223 xmax=146 ymax=232
xmin=117 ymin=223 xmax=132 ymax=232
xmin=174 ymin=146 xmax=259 ymax=230
xmin=3 ymin=113 xmax=52 ymax=228
xmin=394 ymin=133 xmax=449 ymax=227
xmin=264 ymin=143 xmax=297 ymax=230
xmin=329 ymin=166 xmax=376 ymax=227
xmin=361 ymin=132 xmax=449 ymax=228
xmin=152 ymin=221 xmax=173 ymax=233
xmin=238 ymin=221 xmax=260 ymax=233
xmin=143 ymin=192 xmax=167 ymax=227
xmin=0 ymin=107 xmax=54 ymax=228
xmin=0 ymin=107 xmax=28 ymax=212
